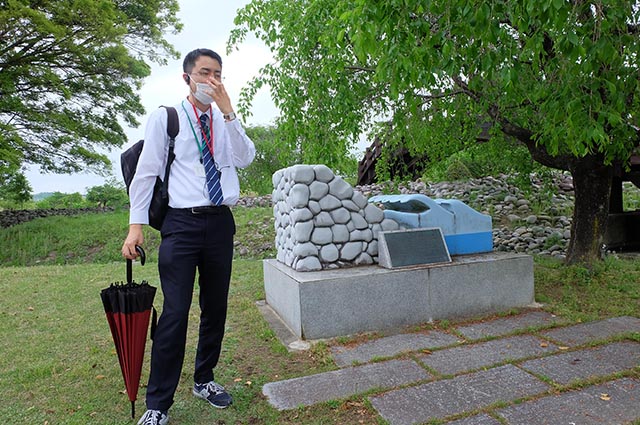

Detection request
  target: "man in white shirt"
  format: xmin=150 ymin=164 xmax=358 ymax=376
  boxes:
xmin=122 ymin=48 xmax=256 ymax=425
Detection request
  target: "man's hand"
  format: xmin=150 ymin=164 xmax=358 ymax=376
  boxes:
xmin=122 ymin=224 xmax=144 ymax=260
xmin=207 ymin=78 xmax=234 ymax=116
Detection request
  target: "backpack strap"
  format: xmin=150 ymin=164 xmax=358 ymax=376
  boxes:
xmin=165 ymin=106 xmax=179 ymax=139
xmin=160 ymin=106 xmax=179 ymax=202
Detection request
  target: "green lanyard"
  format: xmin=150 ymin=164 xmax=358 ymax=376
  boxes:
xmin=180 ymin=100 xmax=206 ymax=159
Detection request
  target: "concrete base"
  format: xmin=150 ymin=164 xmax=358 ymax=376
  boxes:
xmin=263 ymin=252 xmax=534 ymax=340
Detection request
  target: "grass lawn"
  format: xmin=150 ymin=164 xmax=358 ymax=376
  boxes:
xmin=0 ymin=260 xmax=381 ymax=424
xmin=0 ymin=210 xmax=639 ymax=424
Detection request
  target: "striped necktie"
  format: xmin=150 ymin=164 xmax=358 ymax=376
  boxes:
xmin=199 ymin=114 xmax=224 ymax=205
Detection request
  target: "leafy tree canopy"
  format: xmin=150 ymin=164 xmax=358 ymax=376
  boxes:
xmin=0 ymin=161 xmax=32 ymax=204
xmin=0 ymin=0 xmax=182 ymax=194
xmin=231 ymin=0 xmax=639 ymax=168
xmin=85 ymin=177 xmax=128 ymax=209
xmin=230 ymin=0 xmax=640 ymax=264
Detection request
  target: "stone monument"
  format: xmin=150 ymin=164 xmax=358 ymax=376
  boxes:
xmin=263 ymin=165 xmax=535 ymax=342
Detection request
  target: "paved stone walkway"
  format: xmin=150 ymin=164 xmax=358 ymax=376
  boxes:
xmin=262 ymin=312 xmax=640 ymax=424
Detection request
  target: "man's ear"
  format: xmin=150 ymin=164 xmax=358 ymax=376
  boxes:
xmin=184 ymin=74 xmax=190 ymax=84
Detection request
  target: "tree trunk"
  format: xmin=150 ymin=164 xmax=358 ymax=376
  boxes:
xmin=492 ymin=112 xmax=618 ymax=266
xmin=565 ymin=159 xmax=613 ymax=265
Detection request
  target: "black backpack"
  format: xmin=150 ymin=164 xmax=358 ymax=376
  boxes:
xmin=121 ymin=106 xmax=179 ymax=231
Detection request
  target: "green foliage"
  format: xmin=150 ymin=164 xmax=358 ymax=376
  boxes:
xmin=229 ymin=0 xmax=377 ymax=176
xmin=233 ymin=0 xmax=639 ymax=169
xmin=230 ymin=1 xmax=640 ymax=264
xmin=85 ymin=178 xmax=128 ymax=209
xmin=0 ymin=207 xmax=274 ymax=267
xmin=0 ymin=162 xmax=31 ymax=204
xmin=0 ymin=0 xmax=182 ymax=193
xmin=623 ymin=182 xmax=640 ymax=212
xmin=238 ymin=124 xmax=357 ymax=194
xmin=230 ymin=0 xmax=640 ymax=166
xmin=534 ymin=255 xmax=640 ymax=321
xmin=239 ymin=125 xmax=302 ymax=195
xmin=34 ymin=192 xmax=88 ymax=209
xmin=423 ymin=137 xmax=539 ymax=183
xmin=444 ymin=158 xmax=474 ymax=181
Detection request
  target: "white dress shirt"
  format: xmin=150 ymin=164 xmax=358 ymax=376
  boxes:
xmin=128 ymin=99 xmax=256 ymax=225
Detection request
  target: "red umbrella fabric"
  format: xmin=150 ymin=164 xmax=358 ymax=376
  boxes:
xmin=101 ymin=246 xmax=156 ymax=418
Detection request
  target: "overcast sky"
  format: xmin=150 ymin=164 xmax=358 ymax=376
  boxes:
xmin=25 ymin=0 xmax=278 ymax=194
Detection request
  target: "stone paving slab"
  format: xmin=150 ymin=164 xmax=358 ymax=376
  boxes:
xmin=262 ymin=359 xmax=430 ymax=410
xmin=446 ymin=414 xmax=502 ymax=425
xmin=369 ymin=364 xmax=550 ymax=425
xmin=455 ymin=311 xmax=561 ymax=340
xmin=540 ymin=316 xmax=640 ymax=346
xmin=331 ymin=331 xmax=460 ymax=367
xmin=496 ymin=377 xmax=640 ymax=424
xmin=519 ymin=341 xmax=640 ymax=385
xmin=418 ymin=335 xmax=558 ymax=375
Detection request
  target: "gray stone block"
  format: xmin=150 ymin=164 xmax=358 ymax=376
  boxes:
xmin=329 ymin=176 xmax=354 ymax=199
xmin=418 ymin=335 xmax=558 ymax=375
xmin=496 ymin=377 xmax=640 ymax=424
xmin=540 ymin=316 xmax=640 ymax=346
xmin=428 ymin=254 xmax=534 ymax=320
xmin=290 ymin=183 xmax=310 ymax=207
xmin=308 ymin=181 xmax=329 ymax=200
xmin=289 ymin=164 xmax=315 ymax=184
xmin=263 ymin=252 xmax=535 ymax=339
xmin=332 ymin=332 xmax=460 ymax=367
xmin=456 ymin=311 xmax=561 ymax=340
xmin=262 ymin=359 xmax=430 ymax=410
xmin=447 ymin=414 xmax=502 ymax=425
xmin=369 ymin=364 xmax=549 ymax=425
xmin=519 ymin=341 xmax=640 ymax=385
xmin=313 ymin=164 xmax=333 ymax=182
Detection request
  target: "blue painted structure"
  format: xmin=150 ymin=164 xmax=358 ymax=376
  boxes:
xmin=368 ymin=194 xmax=493 ymax=255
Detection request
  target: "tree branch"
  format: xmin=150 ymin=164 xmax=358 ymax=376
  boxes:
xmin=416 ymin=89 xmax=465 ymax=102
xmin=344 ymin=65 xmax=375 ymax=73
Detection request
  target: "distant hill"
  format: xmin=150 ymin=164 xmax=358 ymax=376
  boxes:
xmin=32 ymin=192 xmax=54 ymax=201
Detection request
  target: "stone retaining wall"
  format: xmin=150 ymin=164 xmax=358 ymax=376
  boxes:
xmin=0 ymin=207 xmax=113 ymax=228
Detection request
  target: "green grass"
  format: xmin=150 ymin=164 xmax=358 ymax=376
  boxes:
xmin=534 ymin=255 xmax=640 ymax=321
xmin=0 ymin=208 xmax=639 ymax=424
xmin=0 ymin=260 xmax=380 ymax=424
xmin=0 ymin=207 xmax=275 ymax=267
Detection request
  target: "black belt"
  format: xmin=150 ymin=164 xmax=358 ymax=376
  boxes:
xmin=172 ymin=206 xmax=228 ymax=215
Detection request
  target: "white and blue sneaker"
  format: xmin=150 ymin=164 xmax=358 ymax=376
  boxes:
xmin=193 ymin=381 xmax=233 ymax=409
xmin=137 ymin=409 xmax=168 ymax=425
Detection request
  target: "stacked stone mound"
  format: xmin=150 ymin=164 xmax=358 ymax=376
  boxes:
xmin=272 ymin=165 xmax=399 ymax=271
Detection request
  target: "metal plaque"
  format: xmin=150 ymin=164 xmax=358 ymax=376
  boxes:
xmin=378 ymin=228 xmax=451 ymax=268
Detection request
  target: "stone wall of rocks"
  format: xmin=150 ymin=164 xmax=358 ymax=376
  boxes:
xmin=358 ymin=174 xmax=576 ymax=259
xmin=272 ymin=165 xmax=399 ymax=271
xmin=0 ymin=207 xmax=113 ymax=228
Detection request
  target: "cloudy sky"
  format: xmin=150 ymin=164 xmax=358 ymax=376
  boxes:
xmin=25 ymin=0 xmax=278 ymax=194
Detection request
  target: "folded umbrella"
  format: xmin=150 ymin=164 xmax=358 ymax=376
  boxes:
xmin=101 ymin=246 xmax=156 ymax=418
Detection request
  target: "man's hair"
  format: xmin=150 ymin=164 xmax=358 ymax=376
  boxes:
xmin=183 ymin=48 xmax=223 ymax=73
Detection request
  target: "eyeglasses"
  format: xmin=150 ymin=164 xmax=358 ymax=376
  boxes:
xmin=190 ymin=70 xmax=223 ymax=80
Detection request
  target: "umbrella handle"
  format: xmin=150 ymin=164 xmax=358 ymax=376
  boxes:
xmin=126 ymin=245 xmax=146 ymax=284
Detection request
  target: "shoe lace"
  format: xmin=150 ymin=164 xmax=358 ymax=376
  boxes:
xmin=140 ymin=410 xmax=163 ymax=425
xmin=204 ymin=381 xmax=225 ymax=396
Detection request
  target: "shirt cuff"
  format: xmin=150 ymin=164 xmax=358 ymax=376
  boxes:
xmin=129 ymin=210 xmax=149 ymax=225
